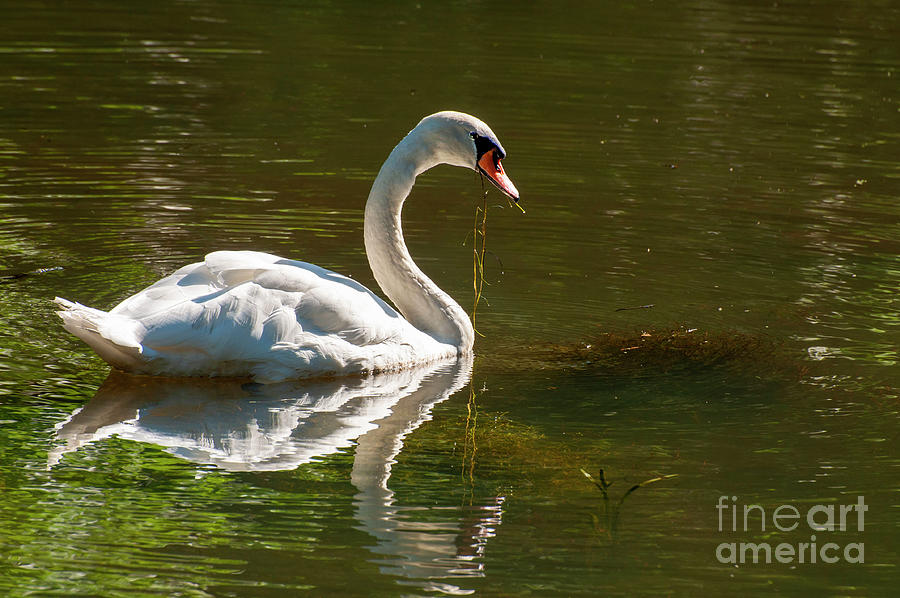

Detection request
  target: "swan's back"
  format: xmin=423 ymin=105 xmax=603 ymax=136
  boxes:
xmin=56 ymin=251 xmax=451 ymax=381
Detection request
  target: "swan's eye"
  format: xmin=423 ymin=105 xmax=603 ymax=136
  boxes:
xmin=471 ymin=132 xmax=497 ymax=161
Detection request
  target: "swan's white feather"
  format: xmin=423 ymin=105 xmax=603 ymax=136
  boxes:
xmin=56 ymin=250 xmax=451 ymax=382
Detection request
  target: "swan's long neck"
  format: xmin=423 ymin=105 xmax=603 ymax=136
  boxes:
xmin=364 ymin=128 xmax=475 ymax=352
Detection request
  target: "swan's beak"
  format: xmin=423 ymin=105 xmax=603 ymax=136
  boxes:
xmin=478 ymin=150 xmax=520 ymax=202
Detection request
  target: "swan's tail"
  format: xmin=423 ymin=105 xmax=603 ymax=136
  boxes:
xmin=54 ymin=297 xmax=145 ymax=371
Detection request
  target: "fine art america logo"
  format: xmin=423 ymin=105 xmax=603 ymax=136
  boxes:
xmin=715 ymin=496 xmax=866 ymax=565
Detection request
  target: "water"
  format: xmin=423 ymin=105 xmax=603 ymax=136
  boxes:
xmin=1 ymin=0 xmax=898 ymax=595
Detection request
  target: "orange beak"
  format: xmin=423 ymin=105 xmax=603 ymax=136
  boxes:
xmin=478 ymin=149 xmax=520 ymax=202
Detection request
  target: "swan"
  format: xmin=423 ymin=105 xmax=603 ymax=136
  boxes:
xmin=55 ymin=111 xmax=519 ymax=382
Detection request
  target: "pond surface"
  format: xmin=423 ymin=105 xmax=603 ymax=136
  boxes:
xmin=1 ymin=1 xmax=898 ymax=596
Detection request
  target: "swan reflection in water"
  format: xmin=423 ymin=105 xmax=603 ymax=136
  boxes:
xmin=50 ymin=355 xmax=502 ymax=592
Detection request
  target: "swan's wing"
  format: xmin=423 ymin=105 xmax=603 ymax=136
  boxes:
xmin=109 ymin=250 xmax=294 ymax=320
xmin=121 ymin=252 xmax=429 ymax=368
xmin=141 ymin=250 xmax=412 ymax=338
xmin=60 ymin=250 xmax=440 ymax=380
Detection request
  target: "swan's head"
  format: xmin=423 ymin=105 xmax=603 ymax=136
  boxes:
xmin=413 ymin=111 xmax=520 ymax=202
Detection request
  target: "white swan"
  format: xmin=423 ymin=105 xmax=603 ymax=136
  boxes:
xmin=55 ymin=111 xmax=519 ymax=382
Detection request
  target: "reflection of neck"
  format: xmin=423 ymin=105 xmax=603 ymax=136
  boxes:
xmin=351 ymin=355 xmax=471 ymax=492
xmin=363 ymin=130 xmax=474 ymax=350
xmin=351 ymin=356 xmax=486 ymax=582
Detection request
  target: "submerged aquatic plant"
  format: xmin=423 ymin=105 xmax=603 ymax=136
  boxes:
xmin=563 ymin=327 xmax=780 ymax=370
xmin=580 ymin=468 xmax=678 ymax=542
xmin=499 ymin=326 xmax=793 ymax=379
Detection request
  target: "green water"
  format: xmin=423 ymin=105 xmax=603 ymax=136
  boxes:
xmin=1 ymin=1 xmax=897 ymax=595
